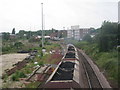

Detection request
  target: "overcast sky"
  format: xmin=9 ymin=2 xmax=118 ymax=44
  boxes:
xmin=0 ymin=0 xmax=119 ymax=33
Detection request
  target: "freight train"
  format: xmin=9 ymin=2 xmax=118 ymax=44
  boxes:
xmin=42 ymin=44 xmax=80 ymax=89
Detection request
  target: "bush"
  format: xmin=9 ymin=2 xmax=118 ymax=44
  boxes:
xmin=3 ymin=74 xmax=8 ymax=82
xmin=75 ymin=41 xmax=89 ymax=49
xmin=11 ymin=74 xmax=19 ymax=81
xmin=76 ymin=41 xmax=118 ymax=84
xmin=44 ymin=40 xmax=51 ymax=45
xmin=28 ymin=37 xmax=40 ymax=42
xmin=83 ymin=34 xmax=92 ymax=43
xmin=25 ymin=82 xmax=40 ymax=88
xmin=19 ymin=71 xmax=26 ymax=78
xmin=11 ymin=71 xmax=26 ymax=81
xmin=38 ymin=61 xmax=44 ymax=66
xmin=14 ymin=42 xmax=24 ymax=49
xmin=2 ymin=46 xmax=11 ymax=52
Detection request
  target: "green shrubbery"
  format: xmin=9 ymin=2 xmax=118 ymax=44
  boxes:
xmin=11 ymin=71 xmax=26 ymax=81
xmin=25 ymin=82 xmax=40 ymax=88
xmin=2 ymin=42 xmax=24 ymax=54
xmin=2 ymin=45 xmax=17 ymax=54
xmin=38 ymin=61 xmax=44 ymax=66
xmin=44 ymin=40 xmax=51 ymax=45
xmin=96 ymin=52 xmax=118 ymax=79
xmin=28 ymin=37 xmax=40 ymax=42
xmin=75 ymin=21 xmax=119 ymax=85
xmin=14 ymin=42 xmax=24 ymax=49
xmin=76 ymin=41 xmax=118 ymax=85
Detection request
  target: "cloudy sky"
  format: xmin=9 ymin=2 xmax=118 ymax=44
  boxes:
xmin=0 ymin=0 xmax=119 ymax=33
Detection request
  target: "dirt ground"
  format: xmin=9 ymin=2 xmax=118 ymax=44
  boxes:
xmin=0 ymin=53 xmax=29 ymax=73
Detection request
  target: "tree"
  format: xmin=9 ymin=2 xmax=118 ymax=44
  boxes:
xmin=2 ymin=32 xmax=10 ymax=41
xmin=99 ymin=35 xmax=109 ymax=52
xmin=14 ymin=42 xmax=24 ymax=49
xmin=83 ymin=34 xmax=92 ymax=43
xmin=51 ymin=28 xmax=57 ymax=33
xmin=26 ymin=31 xmax=31 ymax=39
xmin=97 ymin=21 xmax=118 ymax=52
xmin=12 ymin=28 xmax=15 ymax=34
xmin=18 ymin=30 xmax=26 ymax=39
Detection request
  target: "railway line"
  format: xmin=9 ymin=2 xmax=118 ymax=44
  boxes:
xmin=2 ymin=44 xmax=111 ymax=89
xmin=37 ymin=44 xmax=111 ymax=89
xmin=78 ymin=49 xmax=102 ymax=88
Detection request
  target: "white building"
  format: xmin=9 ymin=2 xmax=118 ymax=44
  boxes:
xmin=67 ymin=25 xmax=90 ymax=40
xmin=67 ymin=30 xmax=73 ymax=38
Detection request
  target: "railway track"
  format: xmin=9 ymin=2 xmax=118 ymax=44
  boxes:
xmin=39 ymin=44 xmax=110 ymax=89
xmin=78 ymin=49 xmax=102 ymax=88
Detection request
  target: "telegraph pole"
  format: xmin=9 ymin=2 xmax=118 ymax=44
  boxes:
xmin=41 ymin=3 xmax=44 ymax=47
